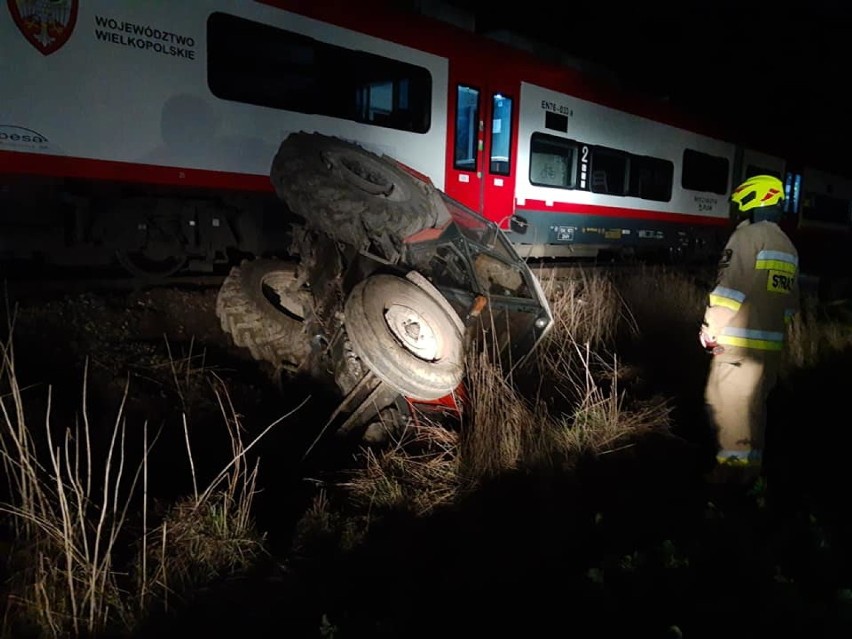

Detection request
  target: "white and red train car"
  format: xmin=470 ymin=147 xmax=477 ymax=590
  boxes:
xmin=2 ymin=0 xmax=849 ymax=280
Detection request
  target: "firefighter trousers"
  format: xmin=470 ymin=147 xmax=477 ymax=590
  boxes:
xmin=704 ymin=348 xmax=781 ymax=462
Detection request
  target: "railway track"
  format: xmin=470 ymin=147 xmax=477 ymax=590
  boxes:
xmin=528 ymin=259 xmax=713 ymax=280
xmin=2 ymin=273 xmax=227 ymax=300
xmin=1 ymin=259 xmax=713 ymax=299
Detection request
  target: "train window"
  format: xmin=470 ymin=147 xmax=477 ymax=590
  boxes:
xmin=490 ymin=93 xmax=513 ymax=176
xmin=529 ymin=132 xmax=577 ymax=188
xmin=628 ymin=155 xmax=674 ymax=202
xmin=746 ymin=165 xmax=781 ymax=179
xmin=454 ymin=85 xmax=480 ymax=172
xmin=801 ymin=193 xmax=851 ymax=225
xmin=682 ymin=149 xmax=729 ymax=195
xmin=207 ymin=13 xmax=432 ymax=133
xmin=590 ymin=147 xmax=628 ymax=196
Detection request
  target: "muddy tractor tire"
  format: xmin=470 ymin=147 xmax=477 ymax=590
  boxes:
xmin=343 ymin=272 xmax=465 ymax=401
xmin=216 ymin=258 xmax=313 ymax=370
xmin=270 ymin=132 xmax=438 ymax=253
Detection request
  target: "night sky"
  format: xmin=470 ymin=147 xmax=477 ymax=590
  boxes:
xmin=440 ymin=0 xmax=851 ymax=176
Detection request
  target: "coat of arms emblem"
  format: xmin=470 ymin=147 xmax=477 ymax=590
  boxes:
xmin=8 ymin=0 xmax=78 ymax=55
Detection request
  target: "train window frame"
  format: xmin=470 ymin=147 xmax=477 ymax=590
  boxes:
xmin=206 ymin=12 xmax=432 ymax=133
xmin=454 ymin=84 xmax=481 ymax=172
xmin=681 ymin=148 xmax=729 ymax=195
xmin=529 ymin=132 xmax=578 ymax=189
xmin=801 ymin=192 xmax=851 ymax=225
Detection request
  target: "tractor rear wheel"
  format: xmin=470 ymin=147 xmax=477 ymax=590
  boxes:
xmin=215 ymin=258 xmax=312 ymax=370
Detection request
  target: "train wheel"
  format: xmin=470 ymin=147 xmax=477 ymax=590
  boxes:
xmin=115 ymin=249 xmax=186 ymax=280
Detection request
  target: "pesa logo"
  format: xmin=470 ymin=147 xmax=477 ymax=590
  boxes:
xmin=7 ymin=0 xmax=79 ymax=55
xmin=0 ymin=125 xmax=49 ymax=146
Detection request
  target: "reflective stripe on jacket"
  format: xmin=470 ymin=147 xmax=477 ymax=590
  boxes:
xmin=703 ymin=220 xmax=800 ymax=351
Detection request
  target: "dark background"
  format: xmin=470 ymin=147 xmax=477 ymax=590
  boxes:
xmin=437 ymin=0 xmax=851 ymax=176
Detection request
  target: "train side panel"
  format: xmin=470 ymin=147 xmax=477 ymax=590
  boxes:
xmin=507 ymin=81 xmax=735 ymax=259
xmin=0 ymin=1 xmax=449 ymax=186
xmin=792 ymin=167 xmax=852 ymax=287
xmin=0 ymin=1 xmax=449 ymax=273
xmin=2 ymin=0 xmax=849 ymax=280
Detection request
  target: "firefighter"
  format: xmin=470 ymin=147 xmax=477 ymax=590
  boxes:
xmin=699 ymin=174 xmax=800 ymax=484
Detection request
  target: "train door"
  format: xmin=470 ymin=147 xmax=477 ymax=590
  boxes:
xmin=736 ymin=147 xmax=800 ymax=235
xmin=446 ymin=62 xmax=519 ymax=228
xmin=734 ymin=148 xmax=787 ymax=185
xmin=781 ymin=166 xmax=803 ymax=236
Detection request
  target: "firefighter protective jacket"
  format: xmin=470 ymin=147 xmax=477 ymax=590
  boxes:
xmin=703 ymin=219 xmax=799 ymax=351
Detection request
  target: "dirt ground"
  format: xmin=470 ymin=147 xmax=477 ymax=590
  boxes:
xmin=2 ymin=280 xmax=347 ymax=508
xmin=4 ymin=280 xmax=852 ymax=638
xmin=1 ymin=280 xmax=355 ymax=634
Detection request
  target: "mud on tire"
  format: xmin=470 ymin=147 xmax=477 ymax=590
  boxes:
xmin=215 ymin=258 xmax=313 ymax=370
xmin=270 ymin=132 xmax=439 ymax=254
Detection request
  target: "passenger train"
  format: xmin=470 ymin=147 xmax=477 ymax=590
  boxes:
xmin=2 ymin=0 xmax=850 ymax=286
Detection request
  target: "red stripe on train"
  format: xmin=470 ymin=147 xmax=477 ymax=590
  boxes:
xmin=1 ymin=151 xmax=729 ymax=228
xmin=0 ymin=150 xmax=275 ymax=193
xmin=515 ymin=199 xmax=727 ymax=226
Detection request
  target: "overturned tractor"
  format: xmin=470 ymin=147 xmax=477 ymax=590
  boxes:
xmin=216 ymin=132 xmax=553 ymax=442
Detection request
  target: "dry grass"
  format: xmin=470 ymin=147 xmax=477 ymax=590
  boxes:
xmin=784 ymin=294 xmax=852 ymax=373
xmin=536 ymin=267 xmax=637 ymax=357
xmin=332 ymin=265 xmax=666 ymax=498
xmin=291 ymin=489 xmax=336 ymax=548
xmin=459 ymin=347 xmax=530 ymax=479
xmin=133 ymin=375 xmax=296 ymax=614
xmin=332 ymin=275 xmax=674 ymax=522
xmin=784 ymin=293 xmax=822 ymax=372
xmin=611 ymin=264 xmax=852 ymax=378
xmin=323 ymin=264 xmax=852 ymax=543
xmin=544 ymin=343 xmax=672 ymax=458
xmin=290 ymin=488 xmax=372 ymax=556
xmin=161 ymin=336 xmax=211 ymax=414
xmin=339 ymin=422 xmax=463 ymax=517
xmin=5 ymin=261 xmax=846 ymax=637
xmin=613 ymin=264 xmax=708 ymax=332
xmin=0 ymin=344 xmax=138 ymax=636
xmin=0 ymin=314 xmax=300 ymax=637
